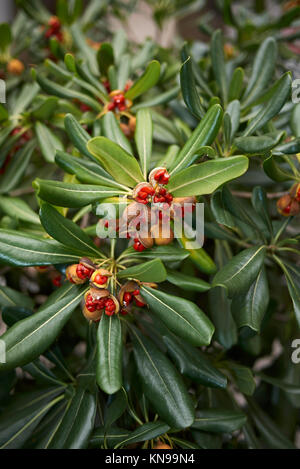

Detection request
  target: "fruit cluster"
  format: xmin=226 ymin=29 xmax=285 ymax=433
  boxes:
xmin=277 ymin=183 xmax=300 ymax=216
xmin=44 ymin=16 xmax=63 ymax=41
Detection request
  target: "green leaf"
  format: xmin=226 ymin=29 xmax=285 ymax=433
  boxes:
xmin=231 ymin=267 xmax=269 ymax=332
xmin=242 ymin=37 xmax=277 ymax=108
xmin=0 ymin=284 xmax=88 ymax=371
xmin=47 ymin=388 xmax=96 ymax=449
xmin=163 ymin=333 xmax=227 ymax=389
xmin=0 ymin=196 xmax=40 ymax=225
xmin=55 ymin=150 xmax=128 ymax=190
xmin=211 ymin=190 xmax=235 ymax=228
xmin=180 ymin=45 xmax=204 ymax=120
xmin=125 ymin=60 xmax=160 ymax=101
xmin=0 ymin=229 xmax=81 ymax=266
xmin=129 ymin=325 xmax=195 ymax=429
xmin=101 ymin=112 xmax=133 ymax=155
xmin=211 ymin=30 xmax=227 ymax=104
xmin=12 ymin=82 xmax=40 ymax=115
xmin=141 ymin=285 xmax=214 ymax=346
xmin=0 ymin=23 xmax=12 ymax=51
xmin=0 ymin=387 xmax=64 ymax=449
xmin=32 ymin=96 xmax=59 ymax=120
xmin=291 ymin=103 xmax=300 ymax=137
xmin=115 ymin=421 xmax=170 ymax=449
xmin=127 ymin=245 xmax=190 ymax=263
xmin=251 ymin=186 xmax=273 ymax=237
xmin=0 ymin=286 xmax=34 ymax=310
xmin=135 ymin=108 xmax=153 ymax=180
xmin=235 ymin=132 xmax=285 ymax=154
xmin=96 ymin=314 xmax=123 ymax=395
xmin=33 ymin=179 xmax=128 ymax=208
xmin=246 ymin=397 xmax=295 ymax=449
xmin=225 ymin=99 xmax=240 ymax=144
xmin=276 ymin=259 xmax=300 ymax=327
xmin=168 ymin=156 xmax=249 ymax=197
xmin=90 ymin=426 xmax=130 ymax=449
xmin=212 ymin=246 xmax=267 ymax=298
xmin=242 ymin=72 xmax=292 ymax=136
xmin=64 ymin=114 xmax=96 ymax=161
xmin=39 ymin=203 xmax=102 ymax=257
xmin=275 ymin=138 xmax=300 ymax=154
xmin=263 ymin=154 xmax=295 ymax=182
xmin=0 ymin=140 xmax=35 ymax=194
xmin=170 ymin=104 xmax=223 ymax=175
xmin=36 ymin=74 xmax=101 ymax=112
xmin=97 ymin=42 xmax=114 ymax=76
xmin=87 ymin=137 xmax=144 ymax=187
xmin=177 ymin=234 xmax=217 ymax=275
xmin=192 ymin=409 xmax=247 ymax=433
xmin=117 ymin=259 xmax=166 ymax=283
xmin=228 ymin=67 xmax=244 ymax=102
xmin=35 ymin=122 xmax=64 ymax=163
xmin=227 ymin=363 xmax=256 ymax=396
xmin=166 ymin=270 xmax=210 ymax=292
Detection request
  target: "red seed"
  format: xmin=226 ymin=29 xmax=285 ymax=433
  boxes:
xmin=93 ymin=274 xmax=108 ymax=285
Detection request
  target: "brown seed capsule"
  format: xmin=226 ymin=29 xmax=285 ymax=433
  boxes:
xmin=66 ymin=264 xmax=86 ymax=284
xmin=129 ymin=116 xmax=136 ymax=132
xmin=87 ymin=287 xmax=110 ymax=302
xmin=152 ymin=221 xmax=174 ymax=245
xmin=82 ymin=305 xmax=103 ymax=321
xmin=139 ymin=232 xmax=154 ymax=249
xmin=277 ymin=194 xmax=300 ymax=216
xmin=7 ymin=59 xmax=24 ymax=75
xmin=289 ymin=183 xmax=300 ymax=202
xmin=154 ymin=441 xmax=172 ymax=449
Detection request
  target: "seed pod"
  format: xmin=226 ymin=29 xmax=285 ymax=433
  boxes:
xmin=154 ymin=441 xmax=172 ymax=449
xmin=66 ymin=264 xmax=86 ymax=284
xmin=82 ymin=305 xmax=103 ymax=322
xmin=152 ymin=221 xmax=174 ymax=245
xmin=139 ymin=232 xmax=154 ymax=249
xmin=118 ymin=281 xmax=140 ymax=305
xmin=132 ymin=182 xmax=155 ymax=201
xmin=87 ymin=287 xmax=110 ymax=302
xmin=90 ymin=269 xmax=112 ymax=288
xmin=277 ymin=194 xmax=300 ymax=216
xmin=149 ymin=167 xmax=169 ymax=186
xmin=7 ymin=59 xmax=24 ymax=75
xmin=79 ymin=257 xmax=97 ymax=271
xmin=289 ymin=183 xmax=300 ymax=202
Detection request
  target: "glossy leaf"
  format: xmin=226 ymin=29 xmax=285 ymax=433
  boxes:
xmin=33 ymin=179 xmax=129 ymax=208
xmin=192 ymin=409 xmax=247 ymax=433
xmin=166 ymin=270 xmax=210 ymax=292
xmin=0 ymin=196 xmax=40 ymax=225
xmin=135 ymin=108 xmax=153 ymax=180
xmin=170 ymin=104 xmax=223 ymax=175
xmin=141 ymin=285 xmax=214 ymax=346
xmin=35 ymin=122 xmax=64 ymax=163
xmin=180 ymin=45 xmax=204 ymax=120
xmin=125 ymin=60 xmax=160 ymax=101
xmin=168 ymin=156 xmax=249 ymax=197
xmin=96 ymin=314 xmax=123 ymax=395
xmin=0 ymin=284 xmax=88 ymax=371
xmin=212 ymin=246 xmax=267 ymax=298
xmin=117 ymin=259 xmax=167 ymax=283
xmin=87 ymin=137 xmax=144 ymax=187
xmin=130 ymin=325 xmax=195 ymax=429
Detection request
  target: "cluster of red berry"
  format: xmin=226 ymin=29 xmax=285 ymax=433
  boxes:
xmin=107 ymin=93 xmax=127 ymax=112
xmin=0 ymin=128 xmax=31 ymax=175
xmin=45 ymin=17 xmax=63 ymax=41
xmin=122 ymin=289 xmax=145 ymax=308
xmin=85 ymin=293 xmax=116 ymax=316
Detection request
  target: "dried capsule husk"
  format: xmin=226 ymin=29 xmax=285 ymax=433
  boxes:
xmin=90 ymin=269 xmax=112 ymax=288
xmin=79 ymin=257 xmax=97 ymax=271
xmin=139 ymin=231 xmax=154 ymax=249
xmin=109 ymin=295 xmax=120 ymax=314
xmin=66 ymin=264 xmax=86 ymax=284
xmin=121 ymin=202 xmax=151 ymax=224
xmin=149 ymin=167 xmax=168 ymax=186
xmin=82 ymin=305 xmax=103 ymax=322
xmin=87 ymin=287 xmax=110 ymax=302
xmin=276 ymin=194 xmax=299 ymax=216
xmin=171 ymin=196 xmax=196 ymax=218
